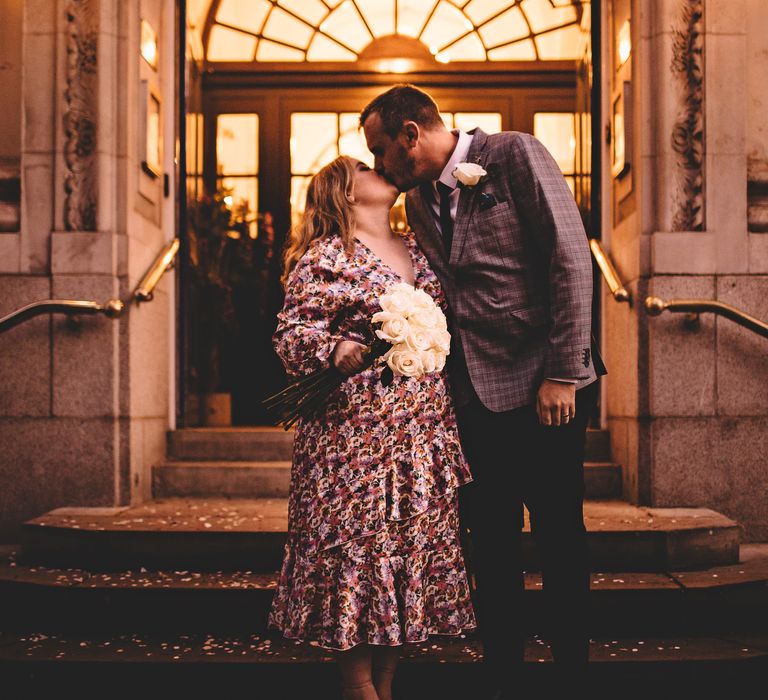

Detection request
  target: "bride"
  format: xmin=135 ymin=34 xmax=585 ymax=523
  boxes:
xmin=267 ymin=155 xmax=476 ymax=700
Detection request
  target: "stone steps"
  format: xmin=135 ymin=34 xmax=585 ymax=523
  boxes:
xmin=1 ymin=629 xmax=766 ymax=697
xmin=159 ymin=426 xmax=621 ymax=499
xmin=1 ymin=545 xmax=766 ymax=636
xmin=166 ymin=427 xmax=614 ymax=463
xmin=18 ymin=498 xmax=740 ymax=572
xmin=152 ymin=460 xmax=622 ymax=500
xmin=153 ymin=461 xmax=293 ymax=499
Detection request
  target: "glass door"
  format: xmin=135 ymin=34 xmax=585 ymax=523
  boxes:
xmin=189 ymin=86 xmax=578 ymax=425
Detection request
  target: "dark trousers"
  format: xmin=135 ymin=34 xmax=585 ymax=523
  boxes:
xmin=455 ymin=380 xmax=598 ymax=685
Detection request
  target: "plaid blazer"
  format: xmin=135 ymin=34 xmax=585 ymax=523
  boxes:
xmin=405 ymin=127 xmax=606 ymax=412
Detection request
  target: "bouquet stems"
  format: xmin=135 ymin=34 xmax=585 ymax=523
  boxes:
xmin=263 ymin=337 xmax=391 ymax=429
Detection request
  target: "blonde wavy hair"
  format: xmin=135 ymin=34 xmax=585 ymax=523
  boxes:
xmin=281 ymin=155 xmax=357 ymax=286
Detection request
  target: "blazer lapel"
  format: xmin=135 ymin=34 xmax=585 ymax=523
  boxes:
xmin=450 ymin=127 xmax=491 ymax=266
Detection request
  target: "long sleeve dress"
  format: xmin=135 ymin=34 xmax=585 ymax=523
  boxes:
xmin=267 ymin=228 xmax=477 ymax=651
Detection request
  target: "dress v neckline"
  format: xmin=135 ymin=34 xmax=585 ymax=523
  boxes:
xmin=354 ymin=231 xmax=419 ymax=287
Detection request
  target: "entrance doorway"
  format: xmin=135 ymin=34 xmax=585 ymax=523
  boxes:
xmin=180 ymin=1 xmax=597 ymax=426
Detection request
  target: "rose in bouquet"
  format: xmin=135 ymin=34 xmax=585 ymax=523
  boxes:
xmin=263 ymin=283 xmax=451 ymax=429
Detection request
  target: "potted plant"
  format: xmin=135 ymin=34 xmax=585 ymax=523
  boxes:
xmin=187 ymin=185 xmax=275 ymax=426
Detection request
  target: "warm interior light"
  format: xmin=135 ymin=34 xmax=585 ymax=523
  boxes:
xmin=617 ymin=20 xmax=631 ymax=66
xmin=376 ymin=58 xmax=411 ymax=73
xmin=224 ymin=195 xmax=233 ymax=206
xmin=141 ymin=19 xmax=158 ymax=69
xmin=435 ymin=52 xmax=451 ymax=64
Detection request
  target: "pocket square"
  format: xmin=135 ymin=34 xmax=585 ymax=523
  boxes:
xmin=478 ymin=192 xmax=497 ymax=211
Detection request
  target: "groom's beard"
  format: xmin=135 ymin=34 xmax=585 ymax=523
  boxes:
xmin=392 ymin=143 xmax=421 ymax=192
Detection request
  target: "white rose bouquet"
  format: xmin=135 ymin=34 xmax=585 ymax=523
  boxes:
xmin=263 ymin=282 xmax=450 ymax=429
xmin=373 ymin=282 xmax=450 ymax=383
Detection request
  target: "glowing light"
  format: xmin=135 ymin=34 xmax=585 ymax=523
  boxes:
xmin=224 ymin=195 xmax=234 ymax=206
xmin=435 ymin=52 xmax=451 ymax=64
xmin=376 ymin=58 xmax=411 ymax=73
xmin=617 ymin=20 xmax=631 ymax=66
xmin=140 ymin=19 xmax=158 ymax=69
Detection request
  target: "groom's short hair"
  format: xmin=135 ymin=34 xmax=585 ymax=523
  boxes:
xmin=360 ymin=85 xmax=442 ymax=138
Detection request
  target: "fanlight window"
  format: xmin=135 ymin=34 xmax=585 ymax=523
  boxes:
xmin=206 ymin=0 xmax=587 ymax=63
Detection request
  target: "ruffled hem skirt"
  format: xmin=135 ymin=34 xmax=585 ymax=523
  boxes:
xmin=267 ymin=491 xmax=477 ymax=651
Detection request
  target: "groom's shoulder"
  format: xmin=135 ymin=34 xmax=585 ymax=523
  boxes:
xmin=485 ymin=129 xmax=541 ymax=155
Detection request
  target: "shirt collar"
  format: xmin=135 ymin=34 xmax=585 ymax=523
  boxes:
xmin=436 ymin=129 xmax=474 ymax=191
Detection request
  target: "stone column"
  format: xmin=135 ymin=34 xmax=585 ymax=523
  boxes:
xmin=604 ymin=0 xmax=768 ymax=539
xmin=0 ymin=0 xmax=174 ymax=540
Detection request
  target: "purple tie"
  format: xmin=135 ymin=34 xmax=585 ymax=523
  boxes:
xmin=436 ymin=181 xmax=454 ymax=255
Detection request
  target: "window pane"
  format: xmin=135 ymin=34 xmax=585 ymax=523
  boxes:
xmin=291 ymin=113 xmax=339 ymax=174
xmin=521 ymin=0 xmax=577 ymax=33
xmin=421 ymin=1 xmax=473 ymax=53
xmin=535 ymin=24 xmax=582 ymax=59
xmin=217 ymin=114 xmax=259 ymax=175
xmin=256 ymin=40 xmax=305 ymax=61
xmin=534 ymin=112 xmax=576 ymax=174
xmin=397 ymin=0 xmax=438 ymax=38
xmin=216 ymin=0 xmax=271 ymax=35
xmin=206 ymin=0 xmax=587 ymax=63
xmin=220 ymin=176 xmax=259 ymax=218
xmin=339 ymin=113 xmax=374 ymax=166
xmin=262 ymin=7 xmax=314 ymax=49
xmin=478 ymin=6 xmax=528 ymax=47
xmin=278 ymin=0 xmax=328 ymax=27
xmin=441 ymin=112 xmax=455 ymax=129
xmin=320 ymin=1 xmax=373 ymax=52
xmin=454 ymin=112 xmax=502 ymax=134
xmin=488 ymin=39 xmax=536 ymax=60
xmin=291 ymin=176 xmax=312 ymax=228
xmin=207 ymin=25 xmax=256 ymax=61
xmin=439 ymin=32 xmax=486 ymax=61
xmin=307 ymin=34 xmax=357 ymax=61
xmin=357 ymin=0 xmax=396 ymax=37
xmin=465 ymin=0 xmax=509 ymax=26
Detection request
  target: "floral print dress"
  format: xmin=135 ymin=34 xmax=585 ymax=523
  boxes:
xmin=267 ymin=228 xmax=477 ymax=651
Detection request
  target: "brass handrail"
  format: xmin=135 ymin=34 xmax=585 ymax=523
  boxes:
xmin=0 ymin=237 xmax=179 ymax=334
xmin=589 ymin=238 xmax=632 ymax=304
xmin=645 ymin=297 xmax=768 ymax=339
xmin=134 ymin=237 xmax=180 ymax=302
xmin=0 ymin=298 xmax=124 ymax=333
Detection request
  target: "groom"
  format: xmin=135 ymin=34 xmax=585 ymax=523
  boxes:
xmin=361 ymin=85 xmax=606 ymax=696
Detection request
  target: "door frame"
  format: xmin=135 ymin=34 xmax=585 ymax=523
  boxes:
xmin=202 ymin=81 xmax=577 ymax=256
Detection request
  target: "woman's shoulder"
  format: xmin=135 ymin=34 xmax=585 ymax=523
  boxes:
xmin=290 ymin=233 xmax=348 ymax=283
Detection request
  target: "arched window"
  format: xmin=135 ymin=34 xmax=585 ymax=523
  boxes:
xmin=201 ymin=0 xmax=587 ymax=63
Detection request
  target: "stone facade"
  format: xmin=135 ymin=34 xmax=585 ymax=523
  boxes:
xmin=0 ymin=0 xmax=766 ymax=543
xmin=0 ymin=0 xmax=175 ymax=540
xmin=604 ymin=0 xmax=768 ymax=539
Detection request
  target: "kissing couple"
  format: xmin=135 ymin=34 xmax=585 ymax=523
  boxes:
xmin=267 ymin=84 xmax=607 ymax=700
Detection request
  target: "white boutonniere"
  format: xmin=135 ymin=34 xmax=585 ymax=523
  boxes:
xmin=452 ymin=162 xmax=487 ymax=188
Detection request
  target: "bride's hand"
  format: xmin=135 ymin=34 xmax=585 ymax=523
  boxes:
xmin=332 ymin=340 xmax=369 ymax=376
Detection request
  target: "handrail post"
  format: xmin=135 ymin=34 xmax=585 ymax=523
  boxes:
xmin=589 ymin=238 xmax=632 ymax=305
xmin=134 ymin=237 xmax=180 ymax=303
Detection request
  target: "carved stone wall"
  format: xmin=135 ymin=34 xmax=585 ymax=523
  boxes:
xmin=63 ymin=0 xmax=99 ymax=231
xmin=670 ymin=0 xmax=705 ymax=231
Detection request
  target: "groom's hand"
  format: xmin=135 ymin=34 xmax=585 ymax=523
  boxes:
xmin=536 ymin=379 xmax=576 ymax=427
xmin=332 ymin=340 xmax=369 ymax=376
